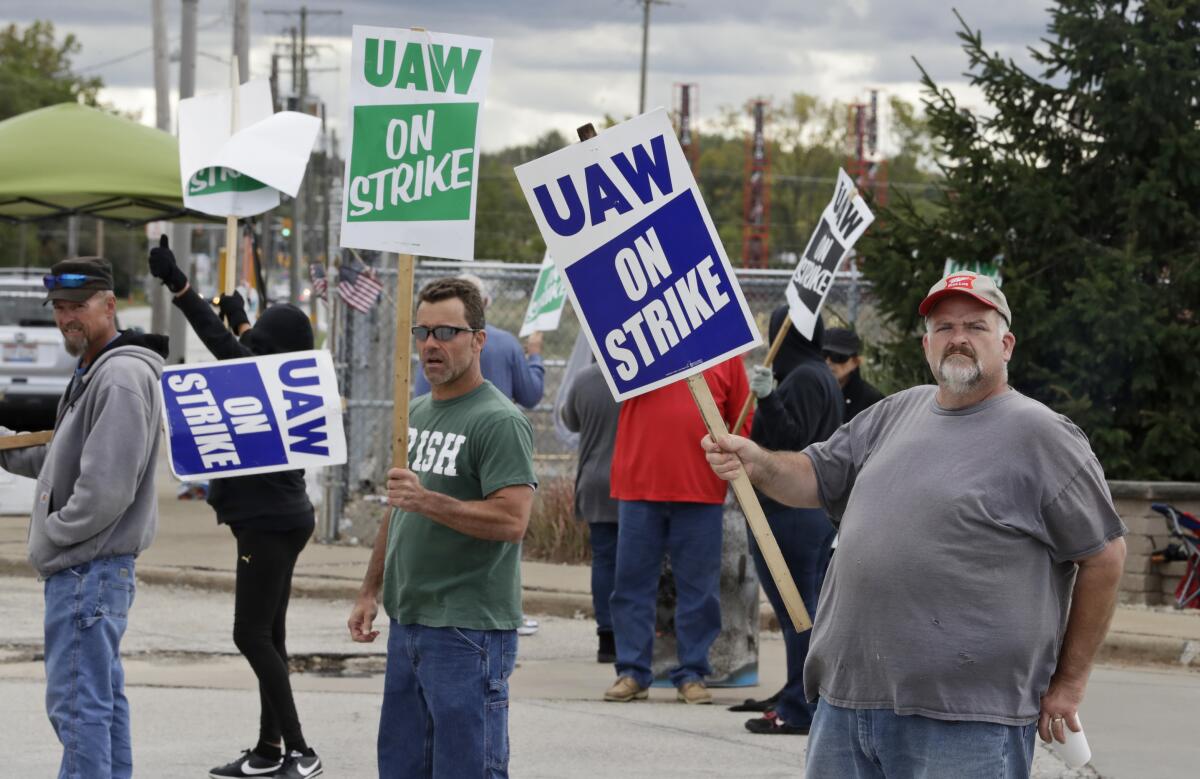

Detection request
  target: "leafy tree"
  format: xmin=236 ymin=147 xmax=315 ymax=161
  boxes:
xmin=861 ymin=1 xmax=1200 ymax=480
xmin=0 ymin=20 xmax=102 ymax=121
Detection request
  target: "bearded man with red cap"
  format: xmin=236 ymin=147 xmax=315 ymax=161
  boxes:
xmin=701 ymin=270 xmax=1128 ymax=778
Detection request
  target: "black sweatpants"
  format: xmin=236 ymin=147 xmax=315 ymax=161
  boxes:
xmin=230 ymin=524 xmax=312 ymax=750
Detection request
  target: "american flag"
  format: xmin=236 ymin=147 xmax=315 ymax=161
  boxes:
xmin=337 ymin=258 xmax=384 ymax=313
xmin=308 ymin=262 xmax=328 ymax=300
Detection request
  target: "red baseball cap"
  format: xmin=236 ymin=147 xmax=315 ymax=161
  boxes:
xmin=918 ymin=271 xmax=1010 ymax=324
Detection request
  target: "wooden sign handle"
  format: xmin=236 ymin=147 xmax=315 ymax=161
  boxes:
xmin=686 ymin=374 xmax=812 ymax=632
xmin=0 ymin=430 xmax=53 ymax=451
xmin=222 ymin=55 xmax=241 ymax=297
xmin=732 ymin=313 xmax=792 ymax=434
xmin=390 ymin=254 xmax=416 ymax=468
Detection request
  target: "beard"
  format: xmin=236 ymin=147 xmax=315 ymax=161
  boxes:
xmin=61 ymin=328 xmax=88 ymax=357
xmin=937 ymin=350 xmax=983 ymax=395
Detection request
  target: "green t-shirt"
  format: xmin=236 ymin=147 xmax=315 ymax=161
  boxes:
xmin=382 ymin=381 xmax=536 ymax=630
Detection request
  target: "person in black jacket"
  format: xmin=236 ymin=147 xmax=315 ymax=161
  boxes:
xmin=149 ymin=236 xmax=322 ymax=779
xmin=733 ymin=306 xmax=842 ymax=735
xmin=822 ymin=327 xmax=885 ymax=422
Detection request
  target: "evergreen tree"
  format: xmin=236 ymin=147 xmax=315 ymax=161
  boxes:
xmin=861 ymin=0 xmax=1200 ymax=480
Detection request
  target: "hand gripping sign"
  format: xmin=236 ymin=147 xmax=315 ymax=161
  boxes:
xmin=160 ymin=351 xmax=346 ymax=481
xmin=515 ymin=110 xmax=812 ymax=631
xmin=340 ymin=26 xmax=493 ymax=262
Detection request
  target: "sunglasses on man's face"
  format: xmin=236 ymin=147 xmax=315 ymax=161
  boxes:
xmin=43 ymin=273 xmax=93 ymax=291
xmin=823 ymin=351 xmax=854 ymax=364
xmin=412 ymin=325 xmax=480 ymax=342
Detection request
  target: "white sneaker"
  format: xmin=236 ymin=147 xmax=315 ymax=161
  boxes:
xmin=517 ymin=615 xmax=539 ymax=636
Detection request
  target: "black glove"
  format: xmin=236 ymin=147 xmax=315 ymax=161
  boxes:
xmin=218 ymin=291 xmax=250 ymax=332
xmin=148 ymin=234 xmax=188 ymax=293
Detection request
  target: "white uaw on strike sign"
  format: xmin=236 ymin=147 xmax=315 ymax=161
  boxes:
xmin=785 ymin=169 xmax=875 ymax=339
xmin=159 ymin=350 xmax=347 ymax=481
xmin=513 ymin=109 xmax=760 ymax=401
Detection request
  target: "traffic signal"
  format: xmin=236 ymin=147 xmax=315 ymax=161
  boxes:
xmin=280 ymin=217 xmax=293 ymax=238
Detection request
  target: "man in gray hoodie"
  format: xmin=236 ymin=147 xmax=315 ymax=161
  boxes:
xmin=0 ymin=257 xmax=165 ymax=779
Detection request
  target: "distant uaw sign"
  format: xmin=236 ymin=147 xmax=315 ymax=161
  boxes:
xmin=340 ymin=26 xmax=493 ymax=260
xmin=514 ymin=109 xmax=760 ymax=401
xmin=785 ymin=169 xmax=875 ymax=339
xmin=160 ymin=351 xmax=346 ymax=481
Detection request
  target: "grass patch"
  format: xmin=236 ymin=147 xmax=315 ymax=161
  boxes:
xmin=523 ymin=475 xmax=591 ymax=564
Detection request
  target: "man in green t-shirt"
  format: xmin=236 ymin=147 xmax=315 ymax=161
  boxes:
xmin=347 ymin=277 xmax=536 ymax=778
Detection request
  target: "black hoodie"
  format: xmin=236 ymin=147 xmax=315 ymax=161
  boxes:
xmin=750 ymin=305 xmax=844 ymax=514
xmin=174 ymin=288 xmax=314 ymax=530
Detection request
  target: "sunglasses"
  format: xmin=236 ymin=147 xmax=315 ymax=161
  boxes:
xmin=412 ymin=325 xmax=481 ymax=342
xmin=43 ymin=273 xmax=94 ymax=291
xmin=823 ymin=351 xmax=854 ymax=364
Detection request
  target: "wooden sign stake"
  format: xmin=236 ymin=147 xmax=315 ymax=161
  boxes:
xmin=222 ymin=55 xmax=240 ymax=297
xmin=574 ymin=122 xmax=810 ymax=632
xmin=685 ymin=374 xmax=811 ymax=632
xmin=390 ymin=254 xmax=416 ymax=467
xmin=732 ymin=313 xmax=792 ymax=434
xmin=0 ymin=430 xmax=53 ymax=451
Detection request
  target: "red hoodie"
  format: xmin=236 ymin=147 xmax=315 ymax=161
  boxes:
xmin=610 ymin=356 xmax=751 ymax=505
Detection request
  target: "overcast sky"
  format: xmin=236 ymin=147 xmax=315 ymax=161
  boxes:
xmin=7 ymin=0 xmax=1056 ymax=153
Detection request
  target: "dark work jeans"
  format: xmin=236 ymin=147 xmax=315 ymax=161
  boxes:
xmin=378 ymin=622 xmax=518 ymax=778
xmin=747 ymin=506 xmax=835 ymax=728
xmin=230 ymin=524 xmax=311 ymax=751
xmin=588 ymin=522 xmax=618 ymax=633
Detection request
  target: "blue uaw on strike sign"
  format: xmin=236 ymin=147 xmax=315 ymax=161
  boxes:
xmin=514 ymin=109 xmax=759 ymax=401
xmin=159 ymin=350 xmax=347 ymax=481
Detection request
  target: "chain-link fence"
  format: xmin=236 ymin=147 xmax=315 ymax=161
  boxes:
xmin=319 ymin=255 xmax=874 ymax=542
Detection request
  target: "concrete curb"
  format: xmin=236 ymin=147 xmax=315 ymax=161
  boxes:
xmin=5 ymin=554 xmax=1198 ymax=672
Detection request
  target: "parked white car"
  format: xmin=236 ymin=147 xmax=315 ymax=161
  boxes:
xmin=0 ymin=269 xmax=73 ymax=430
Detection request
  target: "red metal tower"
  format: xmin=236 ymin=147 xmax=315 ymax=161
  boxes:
xmin=845 ymin=89 xmax=889 ymax=207
xmin=672 ymin=83 xmax=700 ymax=176
xmin=741 ymin=99 xmax=770 ymax=268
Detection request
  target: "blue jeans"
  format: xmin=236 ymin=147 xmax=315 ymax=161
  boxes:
xmin=378 ymin=622 xmax=518 ymax=778
xmin=610 ymin=500 xmax=723 ymax=688
xmin=43 ymin=555 xmax=137 ymax=779
xmin=806 ymin=700 xmax=1037 ymax=779
xmin=747 ymin=506 xmax=835 ymax=727
xmin=588 ymin=522 xmax=618 ymax=633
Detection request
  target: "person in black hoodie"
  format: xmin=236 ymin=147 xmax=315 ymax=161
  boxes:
xmin=148 ymin=236 xmax=322 ymax=779
xmin=733 ymin=305 xmax=842 ymax=735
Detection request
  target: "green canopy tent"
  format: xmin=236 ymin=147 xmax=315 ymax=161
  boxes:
xmin=0 ymin=102 xmax=214 ymax=225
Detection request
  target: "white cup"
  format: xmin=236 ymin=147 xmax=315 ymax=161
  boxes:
xmin=1051 ymin=714 xmax=1092 ymax=769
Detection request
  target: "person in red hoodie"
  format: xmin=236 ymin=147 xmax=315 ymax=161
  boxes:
xmin=602 ymin=356 xmax=751 ymax=705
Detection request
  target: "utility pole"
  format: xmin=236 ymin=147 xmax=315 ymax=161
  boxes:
xmin=168 ymin=0 xmax=199 ymax=364
xmin=291 ymin=8 xmax=307 ymax=303
xmin=636 ymin=1 xmax=672 ymax=115
xmin=639 ymin=0 xmax=651 ymax=114
xmin=150 ymin=0 xmax=172 ymax=337
xmin=264 ymin=5 xmax=341 ymax=303
xmin=233 ymin=0 xmax=250 ymax=83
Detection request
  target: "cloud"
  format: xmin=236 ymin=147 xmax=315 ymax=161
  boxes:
xmin=13 ymin=0 xmax=1056 ymax=151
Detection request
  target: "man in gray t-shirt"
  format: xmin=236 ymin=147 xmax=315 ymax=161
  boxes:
xmin=702 ymin=271 xmax=1127 ymax=778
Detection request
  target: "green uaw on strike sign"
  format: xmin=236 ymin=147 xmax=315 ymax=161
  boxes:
xmin=340 ymin=26 xmax=493 ymax=261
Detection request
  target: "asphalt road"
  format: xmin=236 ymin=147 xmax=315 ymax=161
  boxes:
xmin=2 ymin=575 xmax=1197 ymax=777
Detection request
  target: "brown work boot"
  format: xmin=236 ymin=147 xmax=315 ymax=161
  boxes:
xmin=603 ymin=676 xmax=649 ymax=702
xmin=676 ymin=680 xmax=712 ymax=705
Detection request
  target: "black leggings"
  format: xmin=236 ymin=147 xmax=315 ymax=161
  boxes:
xmin=230 ymin=525 xmax=312 ymax=750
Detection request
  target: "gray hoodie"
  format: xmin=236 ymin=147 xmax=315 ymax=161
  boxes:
xmin=0 ymin=342 xmax=164 ymax=578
